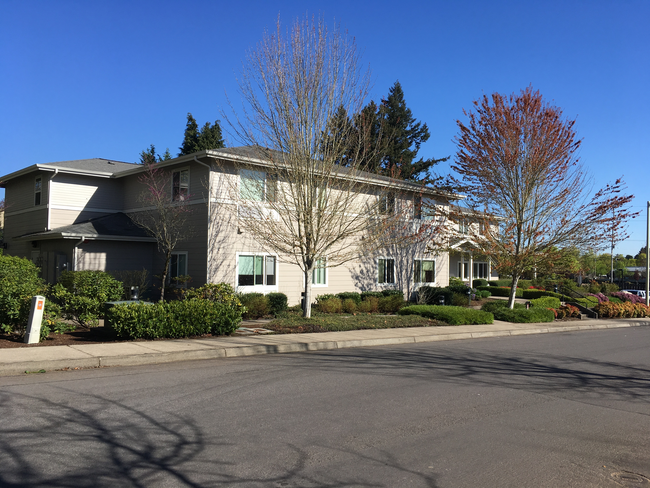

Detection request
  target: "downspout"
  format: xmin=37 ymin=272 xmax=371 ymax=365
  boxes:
xmin=194 ymin=156 xmax=212 ymax=283
xmin=73 ymin=236 xmax=85 ymax=271
xmin=46 ymin=168 xmax=59 ymax=230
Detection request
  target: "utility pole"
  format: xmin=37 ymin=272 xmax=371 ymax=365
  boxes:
xmin=645 ymin=200 xmax=650 ymax=306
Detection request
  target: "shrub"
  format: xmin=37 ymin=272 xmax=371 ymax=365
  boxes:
xmin=491 ymin=307 xmax=555 ymax=323
xmin=378 ymin=295 xmax=406 ymax=313
xmin=238 ymin=293 xmax=270 ymax=319
xmin=360 ymin=291 xmax=383 ymax=300
xmin=316 ymin=294 xmax=337 ymax=303
xmin=611 ymin=291 xmax=646 ymax=304
xmin=381 ymin=289 xmax=405 ymax=298
xmin=480 ymin=301 xmax=525 ymax=313
xmin=318 ymin=297 xmax=342 ymax=313
xmin=357 ymin=296 xmax=379 ymax=313
xmin=336 ymin=292 xmax=362 ymax=304
xmin=451 ymin=292 xmax=469 ymax=306
xmin=183 ymin=283 xmax=245 ymax=313
xmin=473 ymin=279 xmax=488 ymax=288
xmin=110 ymin=268 xmax=150 ymax=300
xmin=599 ymin=282 xmax=619 ymax=294
xmin=571 ymin=297 xmax=599 ymax=308
xmin=267 ymin=292 xmax=288 ymax=315
xmin=530 ymin=297 xmax=561 ymax=309
xmin=477 ymin=290 xmax=491 ymax=299
xmin=559 ymin=304 xmax=581 ymax=318
xmin=587 ymin=292 xmax=608 ymax=303
xmin=341 ymin=298 xmax=357 ymax=314
xmin=521 ymin=289 xmax=556 ymax=299
xmin=50 ymin=270 xmax=123 ymax=326
xmin=106 ymin=300 xmax=241 ymax=340
xmin=477 ymin=286 xmax=523 ymax=298
xmin=398 ymin=305 xmax=493 ymax=325
xmin=0 ymin=254 xmax=48 ymax=333
xmin=488 ymin=279 xmax=511 ymax=287
xmin=448 ymin=277 xmax=465 ymax=287
xmin=416 ymin=286 xmax=453 ymax=306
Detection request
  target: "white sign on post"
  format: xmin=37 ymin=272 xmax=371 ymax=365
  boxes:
xmin=24 ymin=295 xmax=46 ymax=344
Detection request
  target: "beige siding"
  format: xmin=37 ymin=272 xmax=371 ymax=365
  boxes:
xmin=49 ymin=208 xmax=115 ymax=229
xmin=3 ymin=211 xmax=48 ymax=260
xmin=4 ymin=172 xmax=47 ymax=212
xmin=50 ymin=174 xmax=123 ymax=211
xmin=76 ymin=241 xmax=155 ymax=274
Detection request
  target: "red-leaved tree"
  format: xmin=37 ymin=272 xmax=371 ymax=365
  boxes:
xmin=453 ymin=86 xmax=637 ymax=308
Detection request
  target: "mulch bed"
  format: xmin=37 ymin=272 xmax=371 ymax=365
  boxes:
xmin=0 ymin=327 xmax=114 ymax=349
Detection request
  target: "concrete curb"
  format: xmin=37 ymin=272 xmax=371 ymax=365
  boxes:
xmin=1 ymin=319 xmax=648 ymax=377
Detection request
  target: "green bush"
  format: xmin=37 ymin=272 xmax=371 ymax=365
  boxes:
xmin=110 ymin=268 xmax=150 ymax=300
xmin=238 ymin=293 xmax=271 ymax=319
xmin=398 ymin=305 xmax=493 ymax=325
xmin=477 ymin=286 xmax=523 ymax=298
xmin=360 ymin=291 xmax=384 ymax=300
xmin=317 ymin=297 xmax=342 ymax=313
xmin=492 ymin=307 xmax=555 ymax=323
xmin=358 ymin=296 xmax=379 ymax=313
xmin=316 ymin=294 xmax=337 ymax=303
xmin=336 ymin=292 xmax=362 ymax=304
xmin=473 ymin=279 xmax=488 ymax=288
xmin=381 ymin=289 xmax=404 ymax=298
xmin=451 ymin=292 xmax=469 ymax=306
xmin=480 ymin=300 xmax=525 ymax=313
xmin=0 ymin=254 xmax=48 ymax=333
xmin=477 ymin=290 xmax=491 ymax=298
xmin=416 ymin=286 xmax=453 ymax=306
xmin=488 ymin=279 xmax=510 ymax=287
xmin=341 ymin=298 xmax=357 ymax=314
xmin=50 ymin=270 xmax=123 ymax=327
xmin=182 ymin=283 xmax=245 ymax=313
xmin=106 ymin=299 xmax=241 ymax=340
xmin=530 ymin=296 xmax=561 ymax=309
xmin=378 ymin=295 xmax=406 ymax=313
xmin=267 ymin=292 xmax=288 ymax=315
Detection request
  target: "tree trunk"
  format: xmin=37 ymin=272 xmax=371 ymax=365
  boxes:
xmin=159 ymin=252 xmax=172 ymax=302
xmin=507 ymin=275 xmax=520 ymax=309
xmin=303 ymin=268 xmax=313 ymax=318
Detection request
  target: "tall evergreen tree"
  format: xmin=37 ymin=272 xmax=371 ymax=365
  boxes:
xmin=179 ymin=113 xmax=225 ymax=156
xmin=138 ymin=144 xmax=172 ymax=164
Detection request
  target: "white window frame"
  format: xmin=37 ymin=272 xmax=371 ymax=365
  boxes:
xmin=169 ymin=251 xmax=189 ymax=285
xmin=312 ymin=258 xmax=327 ymax=287
xmin=473 ymin=262 xmax=489 ymax=279
xmin=414 ymin=258 xmax=436 ymax=284
xmin=379 ymin=192 xmax=396 ymax=215
xmin=378 ymin=257 xmax=395 ymax=284
xmin=459 ymin=219 xmax=469 ymax=235
xmin=34 ymin=176 xmax=42 ymax=206
xmin=172 ymin=168 xmax=190 ymax=202
xmin=236 ymin=252 xmax=279 ymax=292
xmin=458 ymin=261 xmax=470 ymax=280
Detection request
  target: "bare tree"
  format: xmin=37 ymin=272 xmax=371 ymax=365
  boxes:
xmin=224 ymin=16 xmax=396 ymax=317
xmin=130 ymin=162 xmax=193 ymax=301
xmin=453 ymin=87 xmax=637 ymax=308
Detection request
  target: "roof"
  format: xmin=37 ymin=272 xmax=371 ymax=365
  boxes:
xmin=0 ymin=158 xmax=138 ymax=185
xmin=13 ymin=212 xmax=156 ymax=242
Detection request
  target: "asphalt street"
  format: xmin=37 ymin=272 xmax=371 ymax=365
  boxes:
xmin=1 ymin=327 xmax=649 ymax=487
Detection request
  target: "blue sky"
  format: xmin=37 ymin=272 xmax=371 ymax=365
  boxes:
xmin=1 ymin=0 xmax=648 ymax=256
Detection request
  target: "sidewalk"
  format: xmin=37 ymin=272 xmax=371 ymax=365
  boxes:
xmin=1 ymin=318 xmax=649 ymax=376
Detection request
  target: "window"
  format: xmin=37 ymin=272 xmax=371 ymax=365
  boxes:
xmin=459 ymin=219 xmax=469 ymax=235
xmin=172 ymin=169 xmax=189 ymax=201
xmin=414 ymin=259 xmax=435 ymax=283
xmin=240 ymin=169 xmax=276 ymax=202
xmin=378 ymin=258 xmax=395 ymax=284
xmin=34 ymin=177 xmax=42 ymax=206
xmin=458 ymin=261 xmax=470 ymax=280
xmin=238 ymin=254 xmax=277 ymax=287
xmin=379 ymin=192 xmax=395 ymax=214
xmin=170 ymin=252 xmax=188 ymax=282
xmin=414 ymin=196 xmax=422 ymax=220
xmin=313 ymin=258 xmax=327 ymax=286
xmin=474 ymin=262 xmax=489 ymax=279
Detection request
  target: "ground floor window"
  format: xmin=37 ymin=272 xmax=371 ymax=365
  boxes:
xmin=414 ymin=259 xmax=435 ymax=283
xmin=313 ymin=258 xmax=326 ymax=286
xmin=378 ymin=258 xmax=395 ymax=284
xmin=238 ymin=254 xmax=277 ymax=286
xmin=474 ymin=262 xmax=489 ymax=279
xmin=458 ymin=261 xmax=469 ymax=280
xmin=170 ymin=252 xmax=188 ymax=283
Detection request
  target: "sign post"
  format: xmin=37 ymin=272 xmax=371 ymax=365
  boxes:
xmin=24 ymin=296 xmax=46 ymax=344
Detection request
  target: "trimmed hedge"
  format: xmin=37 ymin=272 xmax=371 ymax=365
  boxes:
xmin=238 ymin=292 xmax=270 ymax=319
xmin=476 ymin=286 xmax=523 ymax=298
xmin=106 ymin=300 xmax=241 ymax=340
xmin=398 ymin=305 xmax=494 ymax=325
xmin=336 ymin=292 xmax=362 ymax=304
xmin=267 ymin=292 xmax=288 ymax=315
xmin=530 ymin=297 xmax=561 ymax=309
xmin=480 ymin=300 xmax=525 ymax=313
xmin=491 ymin=307 xmax=555 ymax=323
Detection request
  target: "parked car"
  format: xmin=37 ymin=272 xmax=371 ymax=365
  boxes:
xmin=622 ymin=289 xmax=647 ymax=299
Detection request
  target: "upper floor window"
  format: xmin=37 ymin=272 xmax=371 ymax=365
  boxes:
xmin=379 ymin=192 xmax=395 ymax=215
xmin=34 ymin=177 xmax=42 ymax=206
xmin=172 ymin=169 xmax=189 ymax=201
xmin=414 ymin=196 xmax=434 ymax=220
xmin=240 ymin=169 xmax=276 ymax=203
xmin=459 ymin=219 xmax=469 ymax=235
xmin=378 ymin=258 xmax=395 ymax=284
